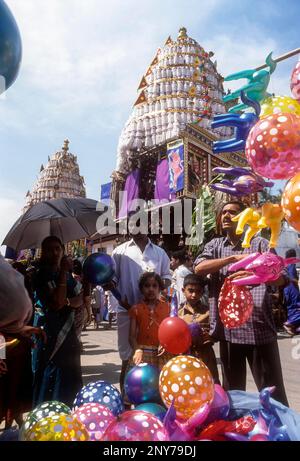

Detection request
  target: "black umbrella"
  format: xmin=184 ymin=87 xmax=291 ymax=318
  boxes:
xmin=2 ymin=197 xmax=105 ymax=251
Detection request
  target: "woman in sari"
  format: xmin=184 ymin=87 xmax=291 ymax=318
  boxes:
xmin=0 ymin=255 xmax=45 ymax=428
xmin=32 ymin=236 xmax=83 ymax=407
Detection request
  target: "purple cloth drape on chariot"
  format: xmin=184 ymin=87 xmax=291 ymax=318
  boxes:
xmin=154 ymin=159 xmax=176 ymax=201
xmin=118 ymin=169 xmax=140 ymax=219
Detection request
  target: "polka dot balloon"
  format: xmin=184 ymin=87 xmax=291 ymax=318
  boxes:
xmin=245 ymin=113 xmax=300 ymax=180
xmin=21 ymin=401 xmax=71 ymax=439
xmin=73 ymin=381 xmax=124 ymax=416
xmin=291 ymin=59 xmax=300 ymax=102
xmin=23 ymin=414 xmax=90 ymax=441
xmin=218 ymin=278 xmax=254 ymax=329
xmin=72 ymin=403 xmax=115 ymax=441
xmin=101 ymin=410 xmax=168 ymax=441
xmin=260 ymin=95 xmax=300 ymax=118
xmin=281 ymin=171 xmax=300 ymax=232
xmin=159 ymin=355 xmax=214 ymax=420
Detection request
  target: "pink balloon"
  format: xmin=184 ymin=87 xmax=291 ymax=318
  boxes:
xmin=101 ymin=410 xmax=169 ymax=441
xmin=291 ymin=59 xmax=300 ymax=102
xmin=245 ymin=113 xmax=300 ymax=180
xmin=164 ymin=402 xmax=211 ymax=441
xmin=228 ymin=252 xmax=300 ymax=286
xmin=205 ymin=384 xmax=230 ymax=424
xmin=250 ymin=434 xmax=270 ymax=441
xmin=72 ymin=403 xmax=115 ymax=441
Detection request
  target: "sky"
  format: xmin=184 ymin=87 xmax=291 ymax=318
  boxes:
xmin=0 ymin=0 xmax=299 ymax=253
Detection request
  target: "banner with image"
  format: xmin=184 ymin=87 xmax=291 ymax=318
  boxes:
xmin=167 ymin=140 xmax=184 ymax=194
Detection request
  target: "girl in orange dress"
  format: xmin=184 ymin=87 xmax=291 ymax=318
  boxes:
xmin=128 ymin=272 xmax=173 ymax=370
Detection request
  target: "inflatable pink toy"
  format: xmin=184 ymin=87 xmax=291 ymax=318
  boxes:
xmin=228 ymin=252 xmax=300 ymax=286
xmin=163 ymin=401 xmax=211 ymax=441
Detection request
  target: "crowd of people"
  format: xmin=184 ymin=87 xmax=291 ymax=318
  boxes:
xmin=1 ymin=199 xmax=300 ymax=429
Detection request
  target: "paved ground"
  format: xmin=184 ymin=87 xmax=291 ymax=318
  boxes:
xmin=81 ymin=323 xmax=300 ymax=413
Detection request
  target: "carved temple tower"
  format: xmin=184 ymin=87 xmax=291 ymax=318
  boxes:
xmin=24 ymin=140 xmax=86 ymax=213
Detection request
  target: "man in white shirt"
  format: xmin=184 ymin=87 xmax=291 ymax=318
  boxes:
xmin=170 ymin=249 xmax=192 ymax=305
xmin=110 ymin=218 xmax=171 ymax=392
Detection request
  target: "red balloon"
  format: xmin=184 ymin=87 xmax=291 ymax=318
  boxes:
xmin=218 ymin=278 xmax=254 ymax=329
xmin=158 ymin=317 xmax=192 ymax=354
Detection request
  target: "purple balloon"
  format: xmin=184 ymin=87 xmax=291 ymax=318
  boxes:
xmin=125 ymin=364 xmax=160 ymax=405
xmin=188 ymin=322 xmax=204 ymax=347
xmin=224 ymin=432 xmax=249 ymax=441
xmin=204 ymin=384 xmax=230 ymax=424
xmin=83 ymin=253 xmax=115 ymax=285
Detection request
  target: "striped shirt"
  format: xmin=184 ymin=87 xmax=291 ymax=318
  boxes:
xmin=194 ymin=236 xmax=278 ymax=345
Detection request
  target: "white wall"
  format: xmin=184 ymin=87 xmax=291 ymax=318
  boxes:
xmin=277 ymin=222 xmax=300 ymax=260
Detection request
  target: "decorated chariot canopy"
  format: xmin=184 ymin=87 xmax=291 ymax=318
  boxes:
xmin=115 ymin=27 xmax=231 ymax=175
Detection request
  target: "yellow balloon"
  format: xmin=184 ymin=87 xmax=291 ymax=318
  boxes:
xmin=159 ymin=355 xmax=214 ymax=419
xmin=257 ymin=202 xmax=284 ymax=248
xmin=261 ymin=96 xmax=300 ymax=118
xmin=24 ymin=414 xmax=90 ymax=441
xmin=231 ymin=207 xmax=261 ymax=248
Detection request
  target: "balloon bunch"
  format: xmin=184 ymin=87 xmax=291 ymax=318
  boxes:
xmin=210 ymin=53 xmax=300 ymax=246
xmin=19 ymin=370 xmax=299 ymax=441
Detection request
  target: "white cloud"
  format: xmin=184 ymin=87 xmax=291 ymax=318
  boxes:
xmin=4 ymin=0 xmax=228 ymax=131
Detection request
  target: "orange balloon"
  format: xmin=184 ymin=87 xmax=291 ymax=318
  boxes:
xmin=159 ymin=355 xmax=214 ymax=420
xmin=282 ymin=172 xmax=300 ymax=231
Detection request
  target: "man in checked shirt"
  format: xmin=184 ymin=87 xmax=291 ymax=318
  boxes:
xmin=194 ymin=200 xmax=289 ymax=406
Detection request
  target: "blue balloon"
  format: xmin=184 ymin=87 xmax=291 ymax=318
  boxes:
xmin=211 ymin=111 xmax=258 ymax=154
xmin=83 ymin=253 xmax=115 ymax=285
xmin=0 ymin=0 xmax=22 ymax=93
xmin=0 ymin=428 xmax=19 ymax=441
xmin=83 ymin=253 xmax=122 ymax=301
xmin=135 ymin=403 xmax=167 ymax=422
xmin=124 ymin=364 xmax=160 ymax=405
xmin=73 ymin=380 xmax=124 ymax=416
xmin=223 ymin=53 xmax=276 ymax=112
xmin=170 ymin=293 xmax=178 ymax=317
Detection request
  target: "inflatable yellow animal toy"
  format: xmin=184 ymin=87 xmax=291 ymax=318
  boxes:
xmin=257 ymin=202 xmax=284 ymax=248
xmin=231 ymin=207 xmax=262 ymax=248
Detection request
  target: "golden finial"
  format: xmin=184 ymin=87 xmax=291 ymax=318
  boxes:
xmin=178 ymin=27 xmax=187 ymax=40
xmin=62 ymin=139 xmax=69 ymax=152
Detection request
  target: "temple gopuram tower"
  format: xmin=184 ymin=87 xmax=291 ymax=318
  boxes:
xmin=24 ymin=140 xmax=86 ymax=213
